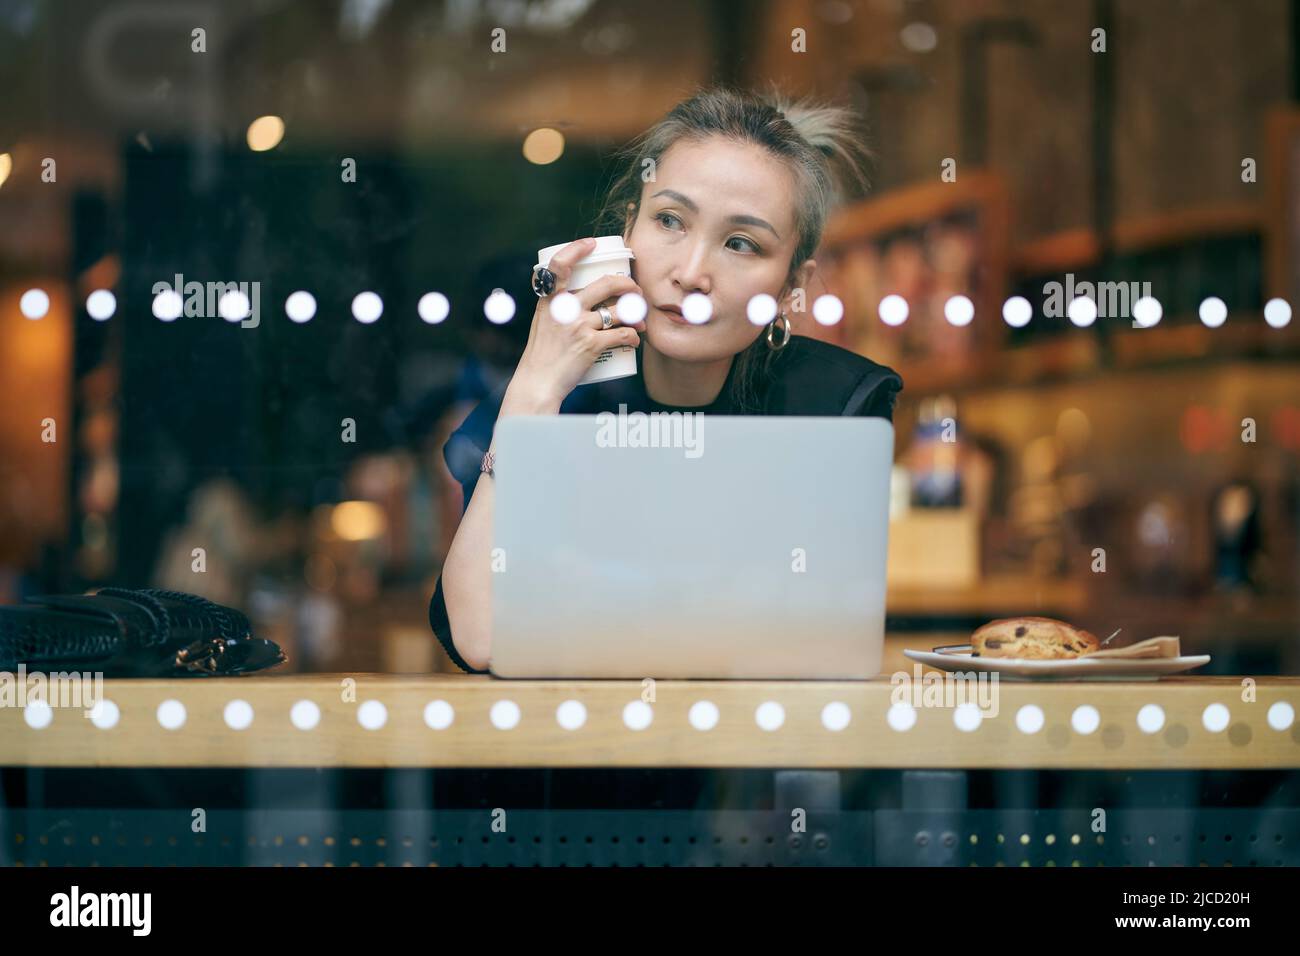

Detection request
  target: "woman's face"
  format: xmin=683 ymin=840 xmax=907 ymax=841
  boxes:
xmin=622 ymin=136 xmax=815 ymax=363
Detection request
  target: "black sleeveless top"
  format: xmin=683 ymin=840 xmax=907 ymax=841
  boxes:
xmin=428 ymin=335 xmax=903 ymax=674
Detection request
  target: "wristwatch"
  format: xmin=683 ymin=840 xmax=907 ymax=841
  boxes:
xmin=480 ymin=448 xmax=495 ymax=478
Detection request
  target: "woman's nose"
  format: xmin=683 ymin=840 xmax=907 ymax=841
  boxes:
xmin=672 ymin=242 xmax=712 ymax=294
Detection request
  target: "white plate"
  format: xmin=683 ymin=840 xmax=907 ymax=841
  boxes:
xmin=902 ymin=646 xmax=1212 ymax=681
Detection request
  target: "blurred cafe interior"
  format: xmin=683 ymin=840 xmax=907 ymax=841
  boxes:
xmin=1 ymin=0 xmax=1299 ymax=680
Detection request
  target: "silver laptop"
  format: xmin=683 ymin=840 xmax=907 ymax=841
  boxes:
xmin=489 ymin=415 xmax=894 ymax=679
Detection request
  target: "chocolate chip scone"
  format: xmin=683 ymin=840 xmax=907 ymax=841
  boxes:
xmin=970 ymin=617 xmax=1100 ymax=659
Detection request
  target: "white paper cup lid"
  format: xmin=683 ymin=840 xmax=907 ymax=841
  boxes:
xmin=537 ymin=236 xmax=635 ymax=268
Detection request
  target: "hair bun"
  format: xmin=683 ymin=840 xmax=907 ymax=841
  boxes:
xmin=770 ymin=94 xmax=873 ymax=198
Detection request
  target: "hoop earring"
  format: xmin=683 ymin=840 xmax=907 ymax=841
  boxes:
xmin=766 ymin=311 xmax=791 ymax=351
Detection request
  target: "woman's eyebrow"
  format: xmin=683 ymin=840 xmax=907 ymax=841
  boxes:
xmin=651 ymin=188 xmax=781 ymax=239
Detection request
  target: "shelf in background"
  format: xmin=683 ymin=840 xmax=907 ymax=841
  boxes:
xmin=887 ymin=575 xmax=1087 ymax=617
xmin=880 ymin=318 xmax=1300 ymax=398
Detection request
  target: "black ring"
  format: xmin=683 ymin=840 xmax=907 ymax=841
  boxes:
xmin=532 ymin=266 xmax=557 ymax=298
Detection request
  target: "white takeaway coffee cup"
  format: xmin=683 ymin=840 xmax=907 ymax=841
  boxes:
xmin=535 ymin=236 xmax=638 ymax=386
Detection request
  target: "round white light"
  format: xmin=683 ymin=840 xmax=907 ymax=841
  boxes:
xmin=223 ymin=699 xmax=254 ymax=730
xmin=556 ymin=700 xmax=587 ymax=731
xmin=1264 ymin=298 xmax=1292 ymax=329
xmin=418 ymin=291 xmax=450 ymax=324
xmin=1136 ymin=704 xmax=1165 ymax=734
xmin=616 ymin=291 xmax=647 ymax=324
xmin=1266 ymin=701 xmax=1295 ymax=731
xmin=23 ymin=699 xmax=53 ymax=729
xmin=755 ymin=701 xmax=785 ymax=731
xmin=1201 ymin=703 xmax=1230 ymax=733
xmin=20 ymin=288 xmax=49 ymax=319
xmin=153 ymin=290 xmax=182 ymax=321
xmin=886 ymin=701 xmax=917 ymax=732
xmin=953 ymin=703 xmax=982 ymax=732
xmin=688 ymin=700 xmax=719 ymax=731
xmin=483 ymin=288 xmax=516 ymax=325
xmin=1015 ymin=705 xmax=1044 ymax=735
xmin=290 ymin=700 xmax=321 ymax=731
xmin=944 ymin=294 xmax=974 ymax=327
xmin=1068 ymin=296 xmax=1098 ymax=327
xmin=490 ymin=699 xmax=521 ymax=730
xmin=89 ymin=699 xmax=120 ymax=730
xmin=351 ymin=291 xmax=383 ymax=324
xmin=812 ymin=293 xmax=844 ymax=326
xmin=900 ymin=21 xmax=938 ymax=52
xmin=285 ymin=291 xmax=317 ymax=323
xmin=157 ymin=699 xmax=187 ymax=730
xmin=86 ymin=289 xmax=116 ymax=321
xmin=423 ymin=700 xmax=454 ymax=730
xmin=549 ymin=291 xmax=581 ymax=324
xmin=746 ymin=293 xmax=778 ymax=326
xmin=879 ymin=294 xmax=909 ymax=326
xmin=218 ymin=289 xmax=251 ymax=323
xmin=1002 ymin=295 xmax=1032 ymax=327
xmin=682 ymin=292 xmax=712 ymax=324
xmin=1132 ymin=296 xmax=1162 ymax=328
xmin=820 ymin=701 xmax=851 ymax=732
xmin=1198 ymin=296 xmax=1227 ymax=328
xmin=357 ymin=699 xmax=387 ymax=730
xmin=623 ymin=700 xmax=653 ymax=731
xmin=1071 ymin=705 xmax=1100 ymax=735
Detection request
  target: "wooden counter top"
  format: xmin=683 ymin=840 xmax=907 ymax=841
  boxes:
xmin=3 ymin=674 xmax=1299 ymax=770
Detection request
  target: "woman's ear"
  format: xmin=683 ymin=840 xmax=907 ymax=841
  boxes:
xmin=780 ymin=259 xmax=817 ymax=313
xmin=622 ymin=201 xmax=635 ymax=244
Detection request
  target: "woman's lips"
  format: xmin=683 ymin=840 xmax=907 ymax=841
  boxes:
xmin=656 ymin=305 xmax=690 ymax=325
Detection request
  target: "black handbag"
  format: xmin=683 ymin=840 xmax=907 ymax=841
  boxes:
xmin=0 ymin=587 xmax=287 ymax=677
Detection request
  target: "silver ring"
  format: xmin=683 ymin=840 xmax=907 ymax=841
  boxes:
xmin=597 ymin=305 xmax=614 ymax=329
xmin=531 ymin=265 xmax=557 ymax=298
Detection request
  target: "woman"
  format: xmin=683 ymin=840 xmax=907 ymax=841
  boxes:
xmin=430 ymin=84 xmax=903 ymax=674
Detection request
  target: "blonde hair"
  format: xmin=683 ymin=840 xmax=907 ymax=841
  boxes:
xmin=593 ymin=83 xmax=874 ymax=411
